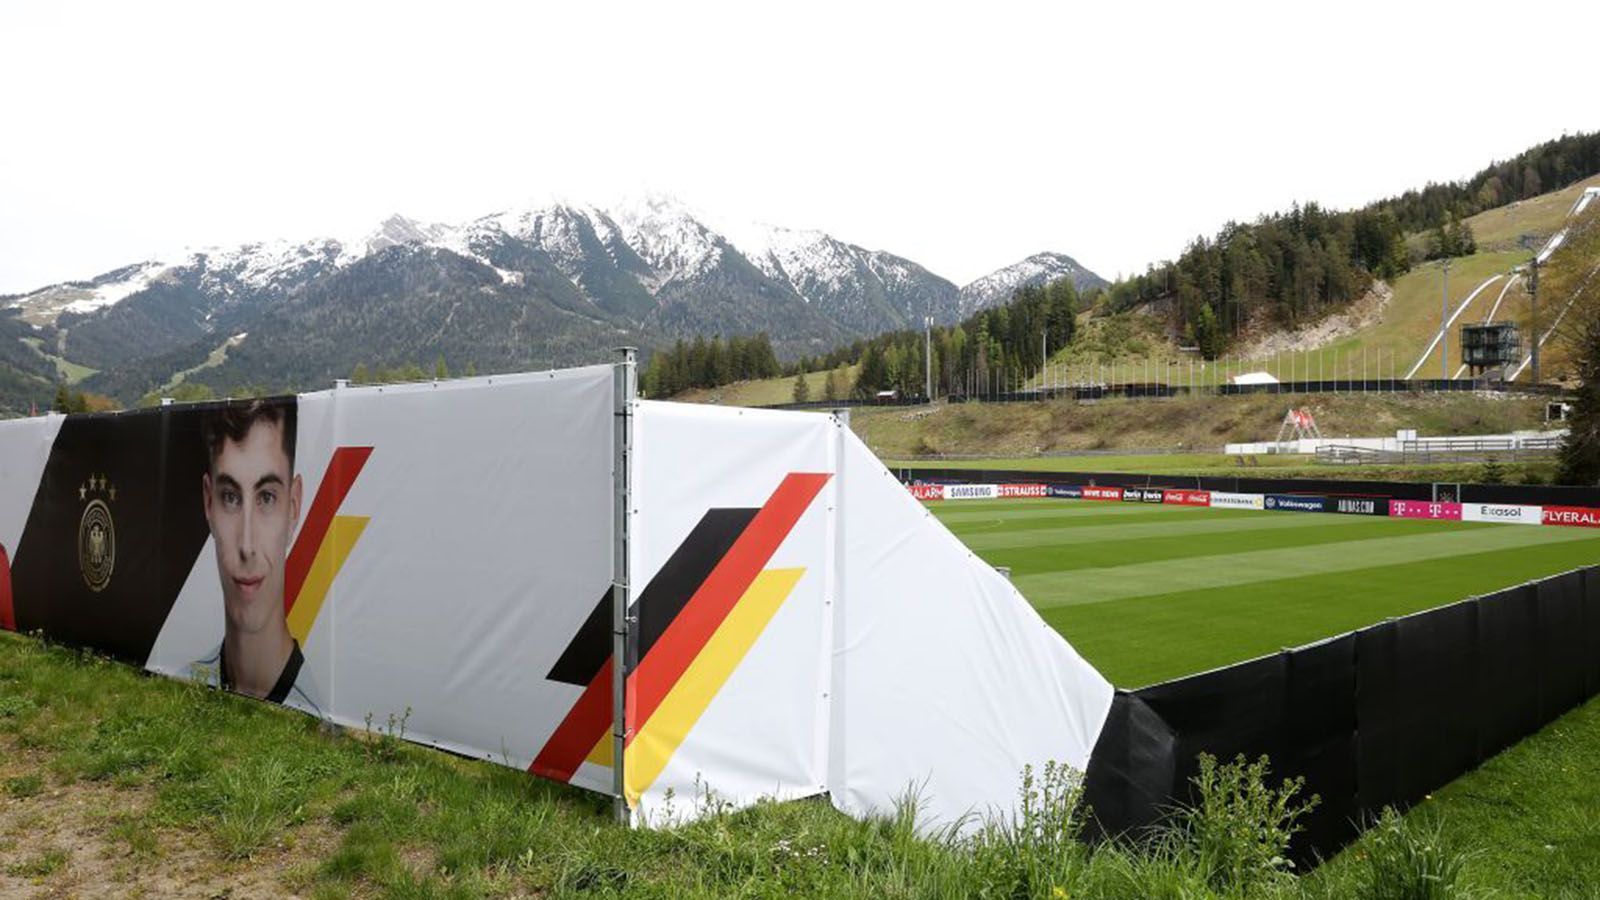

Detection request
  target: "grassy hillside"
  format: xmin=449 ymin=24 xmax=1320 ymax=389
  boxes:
xmin=852 ymin=392 xmax=1552 ymax=458
xmin=670 ymin=364 xmax=858 ymax=406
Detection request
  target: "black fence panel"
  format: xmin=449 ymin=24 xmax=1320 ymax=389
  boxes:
xmin=1281 ymin=634 xmax=1360 ymax=856
xmin=1084 ymin=565 xmax=1600 ymax=863
xmin=1537 ymin=571 xmax=1588 ymax=719
xmin=1391 ymin=603 xmax=1480 ymax=803
xmin=1585 ymin=570 xmax=1600 ymax=696
xmin=1475 ymin=586 xmax=1543 ymax=759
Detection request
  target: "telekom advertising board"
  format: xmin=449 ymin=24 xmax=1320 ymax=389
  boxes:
xmin=1389 ymin=500 xmax=1463 ymax=521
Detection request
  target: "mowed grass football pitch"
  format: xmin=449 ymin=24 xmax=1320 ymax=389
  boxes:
xmin=931 ymin=498 xmax=1600 ymax=688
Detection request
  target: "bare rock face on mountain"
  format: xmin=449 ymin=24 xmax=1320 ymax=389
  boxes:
xmin=1 ymin=200 xmax=1101 ymax=412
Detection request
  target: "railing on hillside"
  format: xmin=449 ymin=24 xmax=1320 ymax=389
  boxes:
xmin=1316 ymin=435 xmax=1564 ymax=465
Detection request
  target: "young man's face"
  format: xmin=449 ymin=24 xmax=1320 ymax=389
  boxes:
xmin=203 ymin=420 xmax=303 ymax=636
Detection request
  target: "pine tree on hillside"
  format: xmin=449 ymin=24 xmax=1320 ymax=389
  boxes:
xmin=1559 ymin=319 xmax=1600 ymax=485
xmin=792 ymin=370 xmax=811 ymax=403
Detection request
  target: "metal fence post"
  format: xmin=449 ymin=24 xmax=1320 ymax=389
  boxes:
xmin=612 ymin=347 xmax=637 ymax=825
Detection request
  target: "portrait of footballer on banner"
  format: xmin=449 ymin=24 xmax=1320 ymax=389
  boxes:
xmin=191 ymin=398 xmax=322 ymax=714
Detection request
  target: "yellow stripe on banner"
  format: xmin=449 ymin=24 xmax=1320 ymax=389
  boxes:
xmin=624 ymin=567 xmax=805 ymax=808
xmin=286 ymin=515 xmax=369 ymax=644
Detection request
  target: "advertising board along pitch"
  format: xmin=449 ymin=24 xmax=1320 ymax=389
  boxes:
xmin=1461 ymin=503 xmax=1542 ymax=525
xmin=1390 ymin=500 xmax=1463 ymax=521
xmin=1209 ymin=491 xmax=1266 ymax=510
xmin=1264 ymin=494 xmax=1331 ymax=513
xmin=1162 ymin=490 xmax=1211 ymax=507
xmin=1543 ymin=505 xmax=1600 ymax=527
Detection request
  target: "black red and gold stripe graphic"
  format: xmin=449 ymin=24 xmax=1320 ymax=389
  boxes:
xmin=531 ymin=472 xmax=830 ymax=803
xmin=283 ymin=446 xmax=373 ymax=643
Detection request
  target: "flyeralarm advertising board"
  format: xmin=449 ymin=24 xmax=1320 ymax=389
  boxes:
xmin=1543 ymin=505 xmax=1600 ymax=527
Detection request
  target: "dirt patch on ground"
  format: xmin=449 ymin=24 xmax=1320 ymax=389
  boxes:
xmin=0 ymin=743 xmax=330 ymax=899
xmin=1237 ymin=281 xmax=1394 ymax=357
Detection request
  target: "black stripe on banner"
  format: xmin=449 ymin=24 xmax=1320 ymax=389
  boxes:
xmin=630 ymin=508 xmax=759 ymax=672
xmin=544 ymin=587 xmax=614 ymax=686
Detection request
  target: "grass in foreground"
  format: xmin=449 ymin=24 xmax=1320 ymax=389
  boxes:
xmin=3 ymin=630 xmax=1587 ymax=896
xmin=1 ymin=632 xmax=1595 ymax=898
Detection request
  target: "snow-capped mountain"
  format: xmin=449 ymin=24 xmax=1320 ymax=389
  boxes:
xmin=958 ymin=251 xmax=1107 ymax=315
xmin=733 ymin=224 xmax=960 ymax=334
xmin=1 ymin=200 xmax=1102 ymax=411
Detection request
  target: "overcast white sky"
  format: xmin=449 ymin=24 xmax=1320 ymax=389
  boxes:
xmin=3 ymin=0 xmax=1597 ymax=294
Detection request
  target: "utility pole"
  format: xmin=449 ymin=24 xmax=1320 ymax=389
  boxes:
xmin=1440 ymin=258 xmax=1451 ymax=380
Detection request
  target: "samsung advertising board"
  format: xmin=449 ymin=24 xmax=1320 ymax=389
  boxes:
xmin=1461 ymin=503 xmax=1541 ymax=525
xmin=1331 ymin=497 xmax=1385 ymax=516
xmin=945 ymin=483 xmax=1000 ymax=501
xmin=1209 ymin=491 xmax=1265 ymax=510
xmin=1264 ymin=494 xmax=1331 ymax=513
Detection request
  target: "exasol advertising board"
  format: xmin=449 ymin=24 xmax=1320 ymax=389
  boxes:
xmin=1332 ymin=497 xmax=1386 ymax=516
xmin=1209 ymin=492 xmax=1265 ymax=510
xmin=1083 ymin=486 xmax=1124 ymax=501
xmin=1461 ymin=503 xmax=1542 ymax=525
xmin=1264 ymin=494 xmax=1331 ymax=513
xmin=1389 ymin=500 xmax=1463 ymax=521
xmin=1542 ymin=505 xmax=1600 ymax=527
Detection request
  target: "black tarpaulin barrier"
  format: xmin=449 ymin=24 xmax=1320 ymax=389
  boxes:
xmin=1584 ymin=570 xmax=1600 ymax=695
xmin=1391 ymin=602 xmax=1480 ymax=803
xmin=1475 ymin=585 xmax=1542 ymax=759
xmin=1083 ymin=565 xmax=1600 ymax=863
xmin=1281 ymin=634 xmax=1360 ymax=856
xmin=1537 ymin=571 xmax=1588 ymax=718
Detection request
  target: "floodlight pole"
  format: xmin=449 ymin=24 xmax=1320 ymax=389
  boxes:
xmin=1529 ymin=256 xmax=1541 ymax=385
xmin=611 ymin=346 xmax=637 ymax=826
xmin=925 ymin=316 xmax=934 ymax=402
xmin=1440 ymin=258 xmax=1451 ymax=380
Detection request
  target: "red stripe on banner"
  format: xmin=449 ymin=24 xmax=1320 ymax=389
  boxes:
xmin=530 ymin=659 xmax=613 ymax=782
xmin=627 ymin=472 xmax=831 ymax=740
xmin=0 ymin=543 xmax=13 ymax=632
xmin=284 ymin=446 xmax=373 ymax=615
